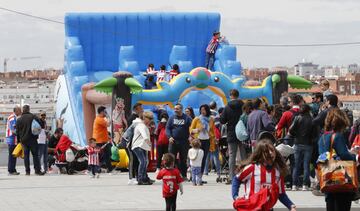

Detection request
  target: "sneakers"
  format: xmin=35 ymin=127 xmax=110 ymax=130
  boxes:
xmin=225 ymin=179 xmax=232 ymax=185
xmin=302 ymin=185 xmax=308 ymax=191
xmin=292 ymin=185 xmax=298 ymax=191
xmin=89 ymin=174 xmax=95 ymax=178
xmin=8 ymin=172 xmax=20 ymax=176
xmin=128 ymin=178 xmax=138 ymax=185
xmin=138 ymin=181 xmax=153 ymax=185
xmin=25 ymin=172 xmax=30 ymax=176
xmin=96 ymin=173 xmax=100 ymax=179
xmin=312 ymin=189 xmax=325 ymax=196
xmin=35 ymin=171 xmax=45 ymax=176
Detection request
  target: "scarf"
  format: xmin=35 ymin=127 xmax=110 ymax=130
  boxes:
xmin=199 ymin=115 xmax=210 ymax=132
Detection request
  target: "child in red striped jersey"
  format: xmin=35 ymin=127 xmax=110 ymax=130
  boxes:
xmin=157 ymin=153 xmax=184 ymax=211
xmin=232 ymin=139 xmax=296 ymax=211
xmin=87 ymin=138 xmax=106 ymax=178
xmin=169 ymin=64 xmax=180 ymax=81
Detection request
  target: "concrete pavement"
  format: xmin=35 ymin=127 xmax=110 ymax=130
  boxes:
xmin=1 ymin=167 xmax=360 ymax=211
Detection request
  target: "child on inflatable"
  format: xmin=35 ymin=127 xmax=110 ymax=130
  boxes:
xmin=169 ymin=64 xmax=180 ymax=81
xmin=157 ymin=65 xmax=167 ymax=82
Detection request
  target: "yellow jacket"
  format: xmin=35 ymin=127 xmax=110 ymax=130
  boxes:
xmin=189 ymin=116 xmax=217 ymax=152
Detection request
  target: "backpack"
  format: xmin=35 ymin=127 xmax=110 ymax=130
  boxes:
xmin=117 ymin=123 xmax=136 ymax=149
xmin=235 ymin=119 xmax=248 ymax=142
xmin=31 ymin=119 xmax=42 ymax=135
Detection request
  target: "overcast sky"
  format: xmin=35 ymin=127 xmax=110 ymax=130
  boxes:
xmin=1 ymin=0 xmax=360 ymax=71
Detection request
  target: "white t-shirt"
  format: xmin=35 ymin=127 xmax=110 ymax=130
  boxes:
xmin=188 ymin=148 xmax=204 ymax=167
xmin=37 ymin=129 xmax=47 ymax=144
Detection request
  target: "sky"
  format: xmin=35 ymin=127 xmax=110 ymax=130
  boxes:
xmin=1 ymin=0 xmax=360 ymax=71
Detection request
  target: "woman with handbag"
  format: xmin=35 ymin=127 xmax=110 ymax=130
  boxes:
xmin=318 ymin=108 xmax=358 ymax=211
xmin=232 ymin=139 xmax=296 ymax=211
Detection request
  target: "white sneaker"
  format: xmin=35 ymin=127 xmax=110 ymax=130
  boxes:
xmin=302 ymin=185 xmax=309 ymax=191
xmin=96 ymin=173 xmax=100 ymax=179
xmin=128 ymin=178 xmax=138 ymax=185
xmin=292 ymin=185 xmax=298 ymax=191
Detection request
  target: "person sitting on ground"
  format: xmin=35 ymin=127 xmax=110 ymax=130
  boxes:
xmin=48 ymin=128 xmax=64 ymax=169
xmin=232 ymin=139 xmax=296 ymax=211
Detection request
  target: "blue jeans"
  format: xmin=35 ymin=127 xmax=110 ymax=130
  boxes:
xmin=133 ymin=147 xmax=148 ymax=182
xmin=204 ymin=149 xmax=221 ymax=176
xmin=8 ymin=144 xmax=17 ymax=173
xmin=205 ymin=53 xmax=215 ymax=70
xmin=191 ymin=166 xmax=202 ymax=185
xmin=38 ymin=143 xmax=48 ymax=172
xmin=293 ymin=144 xmax=312 ymax=186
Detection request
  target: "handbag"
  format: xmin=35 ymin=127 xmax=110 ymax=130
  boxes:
xmin=233 ymin=167 xmax=279 ymax=211
xmin=317 ymin=134 xmax=358 ymax=193
xmin=12 ymin=143 xmax=24 ymax=159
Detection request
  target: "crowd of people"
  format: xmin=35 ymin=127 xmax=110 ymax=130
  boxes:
xmin=6 ymin=75 xmax=360 ymax=211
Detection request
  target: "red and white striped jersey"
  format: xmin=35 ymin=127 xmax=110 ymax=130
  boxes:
xmin=169 ymin=70 xmax=179 ymax=81
xmin=157 ymin=70 xmax=167 ymax=82
xmin=235 ymin=163 xmax=285 ymax=199
xmin=87 ymin=146 xmax=101 ymax=165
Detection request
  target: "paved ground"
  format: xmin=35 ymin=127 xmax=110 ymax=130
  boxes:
xmin=1 ymin=166 xmax=360 ymax=211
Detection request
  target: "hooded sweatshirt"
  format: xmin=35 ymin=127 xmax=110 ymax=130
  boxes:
xmin=131 ymin=118 xmax=151 ymax=151
xmin=188 ymin=148 xmax=204 ymax=167
xmin=220 ymin=99 xmax=244 ymax=143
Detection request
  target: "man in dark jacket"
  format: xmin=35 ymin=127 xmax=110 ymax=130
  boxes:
xmin=166 ymin=103 xmax=192 ymax=178
xmin=220 ymin=89 xmax=244 ymax=184
xmin=16 ymin=105 xmax=44 ymax=175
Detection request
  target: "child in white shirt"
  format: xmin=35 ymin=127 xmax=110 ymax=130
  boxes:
xmin=188 ymin=139 xmax=204 ymax=186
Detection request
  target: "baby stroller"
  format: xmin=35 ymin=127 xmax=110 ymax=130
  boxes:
xmin=218 ymin=136 xmax=230 ymax=183
xmin=55 ymin=136 xmax=88 ymax=174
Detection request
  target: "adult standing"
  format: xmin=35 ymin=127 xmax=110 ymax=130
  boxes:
xmin=6 ymin=105 xmax=22 ymax=175
xmin=311 ymin=94 xmax=338 ymax=196
xmin=205 ymin=31 xmax=225 ymax=70
xmin=132 ymin=111 xmax=154 ymax=185
xmin=37 ymin=111 xmax=48 ymax=173
xmin=166 ymin=103 xmax=192 ymax=178
xmin=92 ymin=106 xmax=112 ymax=173
xmin=289 ymin=104 xmax=316 ymax=191
xmin=126 ymin=103 xmax=144 ymax=185
xmin=16 ymin=105 xmax=44 ymax=175
xmin=220 ymin=89 xmax=244 ymax=184
xmin=247 ymin=98 xmax=275 ymax=148
xmin=189 ymin=104 xmax=215 ymax=178
xmin=319 ymin=108 xmax=357 ymax=211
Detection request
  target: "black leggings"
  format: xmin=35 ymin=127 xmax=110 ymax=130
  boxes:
xmin=157 ymin=144 xmax=168 ymax=169
xmin=326 ymin=193 xmax=352 ymax=211
xmin=165 ymin=192 xmax=177 ymax=211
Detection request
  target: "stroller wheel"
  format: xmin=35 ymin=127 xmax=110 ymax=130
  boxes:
xmin=216 ymin=177 xmax=222 ymax=183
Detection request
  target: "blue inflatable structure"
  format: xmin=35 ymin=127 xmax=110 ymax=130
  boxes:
xmin=57 ymin=12 xmax=319 ymax=146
